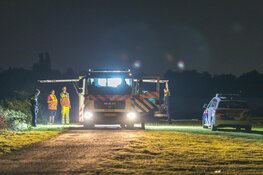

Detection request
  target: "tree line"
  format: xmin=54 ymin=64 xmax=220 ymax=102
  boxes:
xmin=0 ymin=53 xmax=263 ymax=119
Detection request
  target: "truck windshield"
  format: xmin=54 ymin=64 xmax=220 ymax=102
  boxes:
xmin=218 ymin=101 xmax=248 ymax=109
xmin=87 ymin=78 xmax=132 ymax=95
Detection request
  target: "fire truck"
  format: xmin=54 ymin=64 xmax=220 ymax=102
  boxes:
xmin=39 ymin=69 xmax=168 ymax=129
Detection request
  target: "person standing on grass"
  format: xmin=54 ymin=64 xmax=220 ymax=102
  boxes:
xmin=164 ymin=80 xmax=171 ymax=124
xmin=30 ymin=89 xmax=40 ymax=127
xmin=47 ymin=89 xmax=58 ymax=125
xmin=60 ymin=86 xmax=71 ymax=124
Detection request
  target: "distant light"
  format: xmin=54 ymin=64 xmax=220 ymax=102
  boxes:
xmin=108 ymin=78 xmax=122 ymax=87
xmin=177 ymin=61 xmax=185 ymax=70
xmin=133 ymin=60 xmax=141 ymax=69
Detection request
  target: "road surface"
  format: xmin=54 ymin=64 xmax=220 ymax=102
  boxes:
xmin=0 ymin=129 xmax=138 ymax=174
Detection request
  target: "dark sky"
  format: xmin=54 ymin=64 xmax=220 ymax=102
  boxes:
xmin=0 ymin=0 xmax=263 ymax=76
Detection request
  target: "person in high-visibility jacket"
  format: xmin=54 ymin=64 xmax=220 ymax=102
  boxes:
xmin=47 ymin=89 xmax=58 ymax=125
xmin=60 ymin=86 xmax=71 ymax=124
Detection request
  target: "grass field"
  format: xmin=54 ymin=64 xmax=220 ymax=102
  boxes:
xmin=97 ymin=124 xmax=263 ymax=174
xmin=0 ymin=125 xmax=65 ymax=156
xmin=1 ymin=123 xmax=263 ymax=174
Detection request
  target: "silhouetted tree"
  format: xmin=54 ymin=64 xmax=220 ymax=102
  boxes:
xmin=32 ymin=52 xmax=52 ymax=78
xmin=239 ymin=70 xmax=263 ymax=98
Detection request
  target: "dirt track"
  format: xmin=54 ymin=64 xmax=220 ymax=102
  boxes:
xmin=0 ymin=130 xmax=138 ymax=174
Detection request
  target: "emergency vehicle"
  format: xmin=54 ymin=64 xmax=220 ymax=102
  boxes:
xmin=202 ymin=94 xmax=252 ymax=131
xmin=39 ymin=69 xmax=168 ymax=129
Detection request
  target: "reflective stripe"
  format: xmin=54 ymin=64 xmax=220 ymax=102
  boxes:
xmin=131 ymin=100 xmax=143 ymax=112
xmin=134 ymin=105 xmax=143 ymax=113
xmin=140 ymin=97 xmax=154 ymax=109
xmin=135 ymin=99 xmax=149 ymax=112
xmin=79 ymin=104 xmax=84 ymax=122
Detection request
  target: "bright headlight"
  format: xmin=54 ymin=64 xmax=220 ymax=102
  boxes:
xmin=84 ymin=111 xmax=93 ymax=120
xmin=127 ymin=112 xmax=136 ymax=120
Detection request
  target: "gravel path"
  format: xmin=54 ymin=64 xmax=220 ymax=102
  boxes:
xmin=0 ymin=130 xmax=138 ymax=174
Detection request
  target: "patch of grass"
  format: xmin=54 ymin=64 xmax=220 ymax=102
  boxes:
xmin=148 ymin=120 xmax=202 ymax=126
xmin=0 ymin=125 xmax=69 ymax=156
xmin=146 ymin=125 xmax=263 ymax=141
xmin=97 ymin=129 xmax=263 ymax=174
xmin=31 ymin=124 xmax=79 ymax=131
xmin=146 ymin=121 xmax=263 ymax=141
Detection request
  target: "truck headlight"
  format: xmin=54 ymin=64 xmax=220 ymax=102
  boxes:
xmin=127 ymin=112 xmax=136 ymax=120
xmin=84 ymin=111 xmax=93 ymax=120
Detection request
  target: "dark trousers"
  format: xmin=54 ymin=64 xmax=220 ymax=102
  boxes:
xmin=164 ymin=96 xmax=172 ymax=124
xmin=31 ymin=107 xmax=38 ymax=127
xmin=167 ymin=106 xmax=172 ymax=124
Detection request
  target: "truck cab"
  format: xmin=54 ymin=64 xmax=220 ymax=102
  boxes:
xmin=83 ymin=69 xmax=144 ymax=129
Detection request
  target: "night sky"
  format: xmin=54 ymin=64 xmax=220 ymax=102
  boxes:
xmin=0 ymin=0 xmax=263 ymax=76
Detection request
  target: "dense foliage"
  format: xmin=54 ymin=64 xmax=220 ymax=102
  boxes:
xmin=0 ymin=106 xmax=30 ymax=130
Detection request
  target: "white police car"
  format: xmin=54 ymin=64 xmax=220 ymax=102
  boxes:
xmin=202 ymin=94 xmax=252 ymax=131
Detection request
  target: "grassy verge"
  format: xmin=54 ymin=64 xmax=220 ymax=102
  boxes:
xmin=0 ymin=125 xmax=70 ymax=156
xmin=97 ymin=128 xmax=263 ymax=174
xmin=146 ymin=125 xmax=263 ymax=141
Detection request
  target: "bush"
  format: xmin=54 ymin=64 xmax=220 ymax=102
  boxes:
xmin=0 ymin=114 xmax=5 ymax=130
xmin=0 ymin=106 xmax=30 ymax=131
xmin=0 ymin=91 xmax=32 ymax=117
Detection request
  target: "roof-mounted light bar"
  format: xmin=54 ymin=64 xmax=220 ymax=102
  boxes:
xmin=88 ymin=69 xmax=131 ymax=73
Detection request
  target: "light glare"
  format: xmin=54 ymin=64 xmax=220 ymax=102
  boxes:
xmin=127 ymin=112 xmax=136 ymax=120
xmin=108 ymin=78 xmax=122 ymax=87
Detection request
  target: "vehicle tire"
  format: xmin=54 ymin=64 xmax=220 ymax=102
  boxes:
xmin=84 ymin=123 xmax=95 ymax=129
xmin=211 ymin=124 xmax=217 ymax=131
xmin=236 ymin=127 xmax=241 ymax=131
xmin=141 ymin=122 xmax=145 ymax=130
xmin=120 ymin=123 xmax=126 ymax=128
xmin=126 ymin=123 xmax=134 ymax=129
xmin=245 ymin=125 xmax=252 ymax=132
